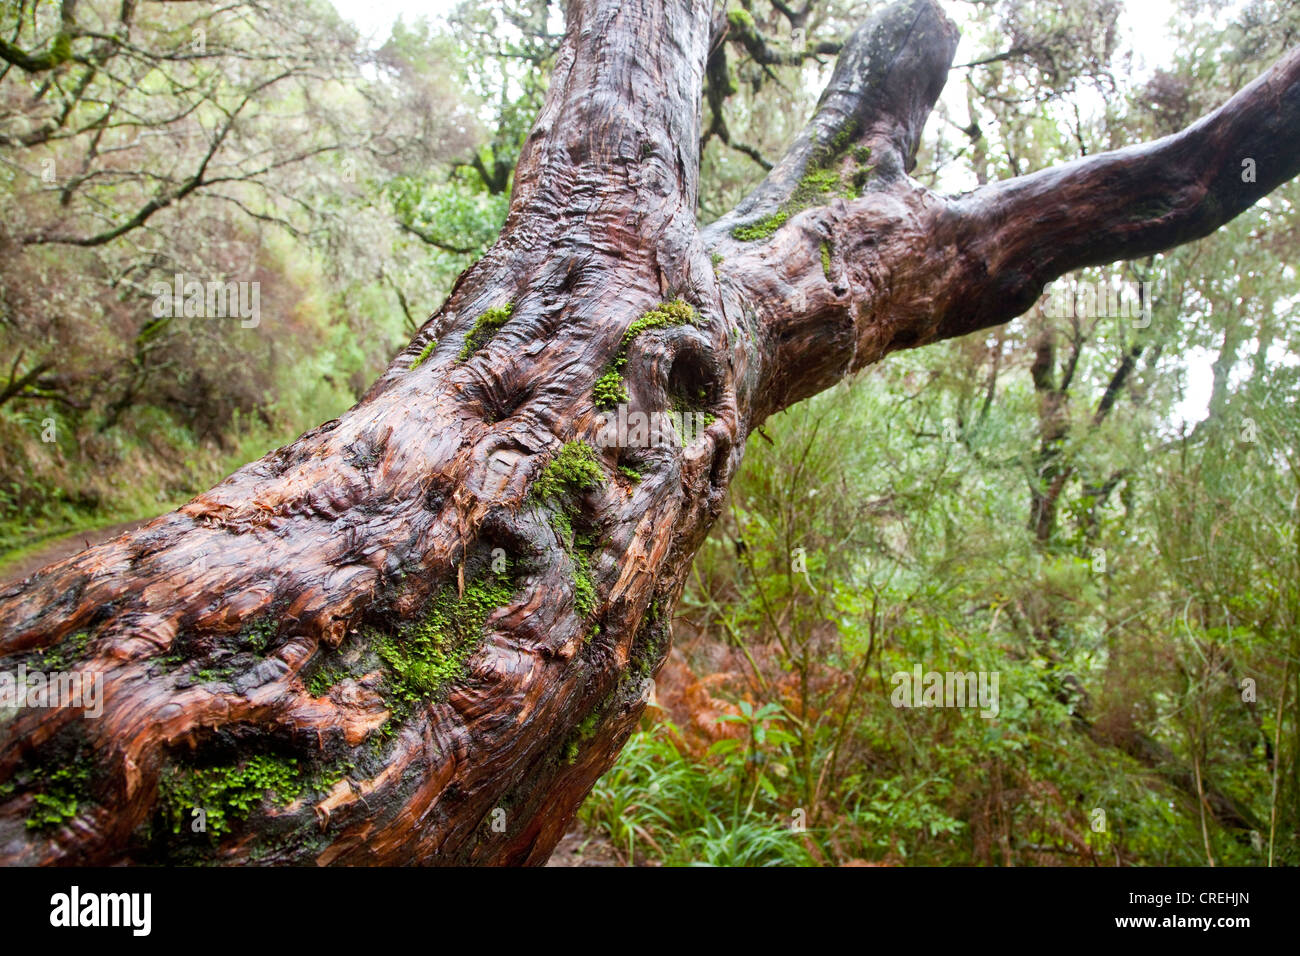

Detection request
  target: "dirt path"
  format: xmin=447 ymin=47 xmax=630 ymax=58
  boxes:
xmin=0 ymin=519 xmax=152 ymax=589
xmin=543 ymin=822 xmax=627 ymax=867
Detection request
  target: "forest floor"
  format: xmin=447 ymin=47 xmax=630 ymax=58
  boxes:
xmin=544 ymin=822 xmax=628 ymax=866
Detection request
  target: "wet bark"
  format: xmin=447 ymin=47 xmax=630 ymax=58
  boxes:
xmin=1 ymin=0 xmax=1298 ymax=865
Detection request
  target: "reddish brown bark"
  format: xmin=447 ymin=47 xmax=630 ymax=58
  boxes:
xmin=1 ymin=0 xmax=1298 ymax=865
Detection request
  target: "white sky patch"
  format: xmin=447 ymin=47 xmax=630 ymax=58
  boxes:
xmin=1123 ymin=0 xmax=1179 ymax=80
xmin=330 ymin=0 xmax=461 ymax=42
xmin=334 ymin=0 xmax=1183 ymax=58
xmin=1173 ymin=346 xmax=1216 ymax=431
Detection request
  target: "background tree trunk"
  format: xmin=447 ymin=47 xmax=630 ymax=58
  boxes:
xmin=2 ymin=0 xmax=1299 ymax=865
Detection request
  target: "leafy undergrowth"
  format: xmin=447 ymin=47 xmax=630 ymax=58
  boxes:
xmin=577 ymin=371 xmax=1296 ymax=868
xmin=581 ymin=719 xmax=819 ymax=867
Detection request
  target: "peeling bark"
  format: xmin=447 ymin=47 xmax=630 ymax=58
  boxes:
xmin=2 ymin=0 xmax=1299 ymax=865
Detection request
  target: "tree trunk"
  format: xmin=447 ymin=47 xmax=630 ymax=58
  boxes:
xmin=2 ymin=0 xmax=1299 ymax=865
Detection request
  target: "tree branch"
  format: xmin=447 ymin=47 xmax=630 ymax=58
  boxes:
xmin=0 ymin=0 xmax=79 ymax=73
xmin=724 ymin=10 xmax=840 ymax=67
xmin=928 ymin=42 xmax=1300 ymax=345
xmin=703 ymin=0 xmax=959 ymax=242
xmin=711 ymin=1 xmax=1300 ymax=416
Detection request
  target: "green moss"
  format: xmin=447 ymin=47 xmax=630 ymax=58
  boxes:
xmin=667 ymin=378 xmax=716 ymax=431
xmin=376 ymin=565 xmax=516 ymax=708
xmin=593 ymin=368 xmax=629 ymax=409
xmin=303 ymin=633 xmax=374 ymax=699
xmin=539 ymin=454 xmax=602 ymax=621
xmin=731 ymin=166 xmax=854 ymax=238
xmin=734 ymin=172 xmax=837 ymax=245
xmin=617 ymin=465 xmax=642 ymax=483
xmin=37 ymin=631 xmax=90 ymax=671
xmin=409 ymin=338 xmax=438 ymax=371
xmin=571 ymin=535 xmax=597 ymax=618
xmin=533 ymin=441 xmax=605 ymax=503
xmin=25 ymin=765 xmax=89 ymax=831
xmin=731 ymin=209 xmax=788 ymax=242
xmin=796 ymin=167 xmax=839 ymax=199
xmin=848 ymin=150 xmax=876 ymax=198
xmin=832 ymin=122 xmax=857 ymax=153
xmin=49 ymin=32 xmax=72 ymax=66
xmin=550 ymin=507 xmax=574 ymax=543
xmin=573 ymin=559 xmax=596 ymax=618
xmin=732 ymin=136 xmax=872 ymax=243
xmin=239 ymin=617 xmax=277 ymax=654
xmin=622 ymin=300 xmax=697 ymax=343
xmin=196 ymin=664 xmax=236 ymax=684
xmin=539 ymin=455 xmax=605 ymax=622
xmin=159 ymin=755 xmax=303 ymax=839
xmin=310 ymin=760 xmax=354 ymax=794
xmin=593 ymin=301 xmax=698 ymax=410
xmin=457 ymin=302 xmax=514 ymax=362
xmin=625 ymin=598 xmax=670 ymax=683
xmin=726 ymin=7 xmax=755 ymax=31
xmin=723 ymin=66 xmax=740 ymax=97
xmin=821 ymin=241 xmax=833 ymax=279
xmin=785 ymin=167 xmax=847 ymax=210
xmin=563 ymin=710 xmax=604 ymax=764
xmin=306 ymin=664 xmax=347 ymax=697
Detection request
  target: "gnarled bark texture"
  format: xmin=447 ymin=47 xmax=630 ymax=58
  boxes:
xmin=1 ymin=0 xmax=1298 ymax=865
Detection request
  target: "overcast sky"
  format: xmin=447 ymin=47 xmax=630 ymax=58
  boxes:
xmin=330 ymin=0 xmax=1181 ymax=69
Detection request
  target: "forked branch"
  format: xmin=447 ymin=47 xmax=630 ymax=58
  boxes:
xmin=711 ymin=0 xmax=1300 ymax=416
